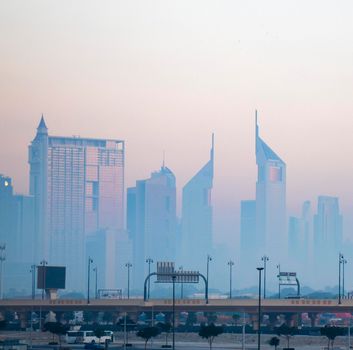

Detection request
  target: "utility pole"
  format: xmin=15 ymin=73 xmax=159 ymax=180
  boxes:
xmin=93 ymin=267 xmax=98 ymax=299
xmin=125 ymin=263 xmax=132 ymax=299
xmin=40 ymin=259 xmax=48 ymax=300
xmin=339 ymin=253 xmax=343 ymax=305
xmin=146 ymin=258 xmax=153 ymax=299
xmin=179 ymin=266 xmax=184 ymax=299
xmin=277 ymin=264 xmax=281 ymax=298
xmin=261 ymin=255 xmax=269 ymax=299
xmin=30 ymin=265 xmax=36 ymax=299
xmin=206 ymin=254 xmax=212 ymax=296
xmin=0 ymin=244 xmax=6 ymax=299
xmin=87 ymin=257 xmax=93 ymax=304
xmin=257 ymin=267 xmax=264 ymax=350
xmin=227 ymin=260 xmax=234 ymax=299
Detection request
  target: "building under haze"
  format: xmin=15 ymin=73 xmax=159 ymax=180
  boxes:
xmin=180 ymin=136 xmax=214 ymax=272
xmin=127 ymin=165 xmax=177 ymax=291
xmin=28 ymin=117 xmax=125 ymax=291
xmin=313 ymin=196 xmax=342 ymax=279
xmin=288 ymin=201 xmax=312 ymax=272
xmin=255 ymin=113 xmax=286 ymax=261
xmin=0 ymin=175 xmax=35 ymax=294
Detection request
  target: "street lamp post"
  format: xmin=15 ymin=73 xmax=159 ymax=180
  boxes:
xmin=172 ymin=274 xmax=176 ymax=350
xmin=0 ymin=244 xmax=5 ymax=299
xmin=227 ymin=260 xmax=234 ymax=299
xmin=276 ymin=264 xmax=281 ymax=298
xmin=257 ymin=267 xmax=264 ymax=350
xmin=30 ymin=265 xmax=36 ymax=300
xmin=87 ymin=257 xmax=93 ymax=304
xmin=261 ymin=255 xmax=269 ymax=299
xmin=342 ymin=257 xmax=347 ymax=298
xmin=125 ymin=263 xmax=132 ymax=299
xmin=206 ymin=255 xmax=212 ymax=295
xmin=179 ymin=266 xmax=184 ymax=299
xmin=93 ymin=267 xmax=98 ymax=299
xmin=40 ymin=259 xmax=48 ymax=300
xmin=146 ymin=258 xmax=153 ymax=299
xmin=339 ymin=253 xmax=343 ymax=305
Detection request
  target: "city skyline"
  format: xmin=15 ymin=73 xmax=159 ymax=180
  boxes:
xmin=1 ymin=114 xmax=353 ymax=292
xmin=1 ymin=1 xmax=353 ymax=292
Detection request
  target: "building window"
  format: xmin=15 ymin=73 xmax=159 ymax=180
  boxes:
xmin=269 ymin=166 xmax=282 ymax=182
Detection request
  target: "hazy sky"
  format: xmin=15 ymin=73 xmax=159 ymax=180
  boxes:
xmin=1 ymin=0 xmax=353 ymax=254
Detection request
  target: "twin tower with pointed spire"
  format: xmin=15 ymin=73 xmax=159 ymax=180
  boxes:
xmin=241 ymin=111 xmax=286 ymax=270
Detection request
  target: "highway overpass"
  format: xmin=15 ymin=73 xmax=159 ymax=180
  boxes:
xmin=0 ymin=298 xmax=352 ymax=314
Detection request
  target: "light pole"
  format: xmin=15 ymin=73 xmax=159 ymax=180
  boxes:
xmin=146 ymin=258 xmax=153 ymax=299
xmin=172 ymin=274 xmax=176 ymax=350
xmin=179 ymin=266 xmax=184 ymax=299
xmin=342 ymin=257 xmax=347 ymax=298
xmin=261 ymin=255 xmax=269 ymax=299
xmin=40 ymin=259 xmax=48 ymax=300
xmin=206 ymin=255 xmax=212 ymax=295
xmin=0 ymin=244 xmax=6 ymax=299
xmin=93 ymin=267 xmax=98 ymax=299
xmin=30 ymin=265 xmax=36 ymax=300
xmin=257 ymin=267 xmax=264 ymax=350
xmin=87 ymin=257 xmax=93 ymax=304
xmin=276 ymin=263 xmax=281 ymax=298
xmin=339 ymin=253 xmax=343 ymax=305
xmin=125 ymin=263 xmax=132 ymax=299
xmin=227 ymin=260 xmax=234 ymax=299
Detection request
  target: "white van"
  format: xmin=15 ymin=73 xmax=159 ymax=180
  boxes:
xmin=66 ymin=330 xmax=114 ymax=344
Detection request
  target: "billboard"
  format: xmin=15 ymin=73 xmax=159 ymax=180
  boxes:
xmin=37 ymin=266 xmax=66 ymax=289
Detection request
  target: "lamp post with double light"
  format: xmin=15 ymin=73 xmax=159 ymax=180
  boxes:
xmin=227 ymin=260 xmax=234 ymax=299
xmin=125 ymin=262 xmax=132 ymax=299
xmin=257 ymin=267 xmax=264 ymax=350
xmin=261 ymin=255 xmax=269 ymax=299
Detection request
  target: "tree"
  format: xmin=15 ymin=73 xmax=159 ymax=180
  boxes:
xmin=156 ymin=322 xmax=172 ymax=347
xmin=320 ymin=325 xmax=345 ymax=350
xmin=43 ymin=322 xmax=69 ymax=346
xmin=198 ymin=323 xmax=223 ymax=350
xmin=232 ymin=313 xmax=241 ymax=326
xmin=136 ymin=326 xmax=160 ymax=350
xmin=93 ymin=326 xmax=105 ymax=343
xmin=276 ymin=323 xmax=297 ymax=349
xmin=185 ymin=312 xmax=197 ymax=327
xmin=268 ymin=336 xmax=280 ymax=350
xmin=0 ymin=320 xmax=7 ymax=330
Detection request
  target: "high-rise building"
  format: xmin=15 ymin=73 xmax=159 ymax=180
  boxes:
xmin=255 ymin=112 xmax=286 ymax=261
xmin=0 ymin=175 xmax=35 ymax=294
xmin=239 ymin=200 xmax=256 ymax=286
xmin=127 ymin=166 xmax=177 ymax=291
xmin=181 ymin=135 xmax=214 ymax=271
xmin=28 ymin=117 xmax=125 ymax=291
xmin=313 ymin=196 xmax=342 ymax=279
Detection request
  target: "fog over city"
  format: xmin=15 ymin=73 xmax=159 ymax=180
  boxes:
xmin=1 ymin=1 xmax=353 ymax=296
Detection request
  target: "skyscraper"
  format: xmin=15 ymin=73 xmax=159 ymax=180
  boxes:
xmin=313 ymin=196 xmax=342 ymax=279
xmin=181 ymin=135 xmax=214 ymax=271
xmin=128 ymin=165 xmax=177 ymax=291
xmin=28 ymin=117 xmax=125 ymax=291
xmin=0 ymin=175 xmax=35 ymax=294
xmin=255 ymin=112 xmax=286 ymax=261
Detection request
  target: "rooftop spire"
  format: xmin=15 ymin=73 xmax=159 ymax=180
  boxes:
xmin=162 ymin=150 xmax=165 ymax=169
xmin=210 ymin=133 xmax=214 ymax=162
xmin=255 ymin=109 xmax=259 ymax=153
xmin=37 ymin=114 xmax=48 ymax=134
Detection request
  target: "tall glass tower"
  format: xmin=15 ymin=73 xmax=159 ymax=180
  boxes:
xmin=255 ymin=112 xmax=286 ymax=261
xmin=28 ymin=116 xmax=125 ymax=291
xmin=181 ymin=135 xmax=214 ymax=271
xmin=128 ymin=166 xmax=177 ymax=291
